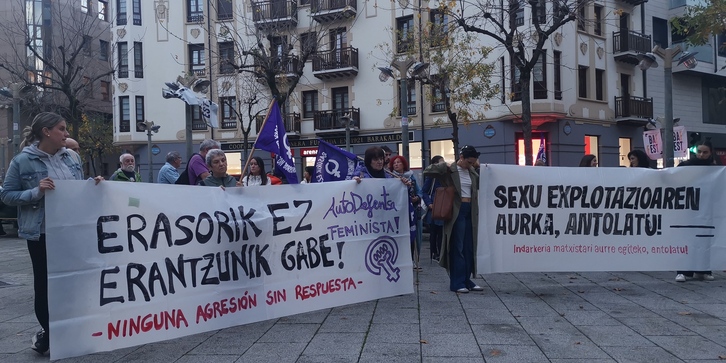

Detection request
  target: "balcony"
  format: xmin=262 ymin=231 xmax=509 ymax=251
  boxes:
xmin=251 ymin=0 xmax=298 ymax=29
xmin=256 ymin=112 xmax=301 ymax=136
xmin=313 ymin=107 xmax=360 ymax=136
xmin=617 ymin=0 xmax=648 ymax=6
xmin=613 ymin=30 xmax=652 ymax=65
xmin=187 ymin=13 xmax=204 ymax=23
xmin=615 ymin=95 xmax=653 ymax=126
xmin=311 ymin=0 xmax=356 ymax=23
xmin=312 ymin=47 xmax=358 ymax=80
xmin=254 ymin=56 xmax=301 ymax=82
xmin=190 ymin=67 xmax=206 ymax=77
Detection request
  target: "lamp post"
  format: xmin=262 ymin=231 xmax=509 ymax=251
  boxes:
xmin=0 ymin=83 xmax=32 ymax=156
xmin=637 ymin=46 xmax=698 ymax=167
xmin=378 ymin=59 xmax=429 ymax=162
xmin=137 ymin=120 xmax=160 ymax=182
xmin=340 ymin=113 xmax=353 ymax=152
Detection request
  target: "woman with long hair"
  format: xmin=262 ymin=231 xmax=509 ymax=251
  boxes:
xmin=1 ymin=112 xmax=102 ymax=355
xmin=241 ymin=156 xmax=270 ymax=186
xmin=579 ymin=154 xmax=598 ymax=167
xmin=627 ymin=149 xmax=651 ymax=168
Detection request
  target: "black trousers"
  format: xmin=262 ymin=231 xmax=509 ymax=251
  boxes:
xmin=677 ymin=270 xmax=711 ymax=277
xmin=27 ymin=235 xmax=49 ymax=333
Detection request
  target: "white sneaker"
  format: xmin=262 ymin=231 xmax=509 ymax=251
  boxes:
xmin=675 ymin=274 xmax=686 ymax=282
xmin=704 ymin=274 xmax=715 ymax=281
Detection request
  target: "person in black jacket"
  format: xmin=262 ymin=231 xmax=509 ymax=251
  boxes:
xmin=675 ymin=140 xmax=717 ymax=282
xmin=423 ymin=155 xmax=445 ymax=261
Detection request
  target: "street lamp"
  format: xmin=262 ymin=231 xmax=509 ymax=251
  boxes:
xmin=137 ymin=120 xmax=161 ymax=182
xmin=637 ymin=46 xmax=698 ymax=167
xmin=0 ymin=83 xmax=33 ymax=156
xmin=340 ymin=113 xmax=353 ymax=152
xmin=378 ymin=59 xmax=429 ymax=162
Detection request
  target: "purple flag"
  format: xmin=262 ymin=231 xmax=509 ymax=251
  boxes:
xmin=254 ymin=101 xmax=298 ymax=184
xmin=314 ymin=139 xmax=360 ymax=182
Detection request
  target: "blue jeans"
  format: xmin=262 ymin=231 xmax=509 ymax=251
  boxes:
xmin=449 ymin=202 xmax=475 ymax=291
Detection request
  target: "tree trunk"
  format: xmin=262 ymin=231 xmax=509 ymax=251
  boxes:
xmin=520 ymin=68 xmax=533 ymax=166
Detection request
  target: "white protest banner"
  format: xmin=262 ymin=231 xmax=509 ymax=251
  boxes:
xmin=642 ymin=129 xmax=662 ymax=160
xmin=45 ymin=180 xmax=411 ymax=360
xmin=478 ymin=164 xmax=726 ymax=273
xmin=673 ymin=125 xmax=688 ymax=159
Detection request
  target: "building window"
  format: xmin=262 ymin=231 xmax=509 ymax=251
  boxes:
xmin=117 ymin=0 xmax=127 ymax=25
xmin=302 ymin=90 xmax=318 ymax=118
xmin=533 ymin=0 xmax=546 ymax=24
xmin=431 ymin=74 xmax=446 ymax=112
xmin=595 ymin=68 xmax=604 ymax=101
xmin=119 ymin=96 xmax=130 ymax=132
xmin=516 ymin=133 xmax=547 ymax=166
xmin=397 ymin=79 xmax=416 ymax=116
xmin=332 ymin=87 xmax=349 ymax=110
xmin=219 ymin=97 xmax=237 ymax=129
xmin=133 ymin=42 xmax=143 ymax=78
xmin=300 ymin=32 xmax=317 ymax=57
xmin=187 ymin=0 xmax=204 ymax=22
xmin=429 ymin=9 xmax=448 ymax=47
xmin=189 ymin=44 xmax=205 ymax=75
xmin=218 ymin=42 xmax=235 ymax=74
xmin=619 ymin=137 xmax=631 ymax=167
xmin=118 ymin=42 xmax=128 ymax=78
xmin=652 ymin=17 xmax=668 ymax=48
xmin=135 ymin=96 xmax=145 ymax=131
xmin=217 ymin=0 xmax=233 ymax=20
xmin=396 ymin=16 xmax=414 ymax=53
xmin=500 ymin=58 xmax=506 ymax=103
xmin=577 ymin=0 xmax=586 ymax=31
xmin=578 ymin=65 xmax=588 ymax=98
xmin=671 ymin=18 xmax=691 ymax=44
xmin=82 ymin=36 xmax=92 ymax=56
xmin=132 ymin=0 xmax=141 ymax=25
xmin=430 ymin=139 xmax=455 ymax=166
xmin=101 ymin=81 xmax=110 ymax=101
xmin=553 ymin=51 xmax=562 ymax=100
xmin=98 ymin=1 xmax=108 ymax=21
xmin=719 ymin=33 xmax=726 ymax=57
xmin=593 ymin=5 xmax=603 ymax=36
xmin=83 ymin=77 xmax=93 ymax=98
xmin=99 ymin=40 xmax=109 ymax=60
xmin=511 ymin=0 xmax=523 ymax=27
xmin=511 ymin=59 xmax=521 ymax=101
xmin=703 ymin=78 xmax=726 ymax=125
xmin=81 ymin=0 xmax=89 ymax=13
xmin=585 ymin=135 xmax=600 ymax=161
xmin=533 ymin=50 xmax=547 ymax=99
xmin=191 ymin=105 xmax=207 ymax=130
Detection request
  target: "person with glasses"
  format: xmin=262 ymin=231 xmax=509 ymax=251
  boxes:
xmin=157 ymin=151 xmax=182 ymax=184
xmin=424 ymin=145 xmax=484 ymax=293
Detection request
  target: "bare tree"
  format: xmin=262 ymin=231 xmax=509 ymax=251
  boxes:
xmin=0 ymin=0 xmax=115 ymax=139
xmin=450 ymin=0 xmax=583 ymax=165
xmin=376 ymin=5 xmax=499 ymax=155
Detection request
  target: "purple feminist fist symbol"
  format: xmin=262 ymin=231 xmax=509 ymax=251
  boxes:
xmin=365 ymin=236 xmax=400 ymax=282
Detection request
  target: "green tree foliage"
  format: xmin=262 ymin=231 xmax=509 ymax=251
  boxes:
xmin=78 ymin=113 xmax=118 ymax=177
xmin=672 ymin=0 xmax=726 ymax=47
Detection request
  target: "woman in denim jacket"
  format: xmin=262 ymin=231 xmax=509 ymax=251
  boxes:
xmin=0 ymin=112 xmax=87 ymax=355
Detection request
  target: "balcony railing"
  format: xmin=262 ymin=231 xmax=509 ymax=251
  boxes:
xmin=310 ymin=0 xmax=356 ymax=22
xmin=192 ymin=120 xmax=208 ymax=130
xmin=432 ymin=102 xmax=446 ymax=112
xmin=313 ymin=108 xmax=360 ymax=131
xmin=312 ymin=47 xmax=358 ymax=79
xmin=613 ymin=30 xmax=652 ymax=54
xmin=398 ymin=105 xmax=417 ymax=116
xmin=187 ymin=13 xmax=204 ymax=23
xmin=190 ymin=67 xmax=206 ymax=76
xmin=615 ymin=95 xmax=653 ymax=119
xmin=252 ymin=0 xmax=298 ymax=26
xmin=256 ymin=112 xmax=301 ymax=134
xmin=221 ymin=119 xmax=237 ymax=129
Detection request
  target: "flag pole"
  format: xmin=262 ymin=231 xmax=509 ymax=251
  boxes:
xmin=240 ymin=98 xmax=277 ymax=181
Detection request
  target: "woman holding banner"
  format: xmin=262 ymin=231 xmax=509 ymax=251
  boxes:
xmin=627 ymin=150 xmax=651 ymax=168
xmin=389 ymin=155 xmax=424 ymax=270
xmin=241 ymin=156 xmax=270 ymax=186
xmin=675 ymin=140 xmax=717 ymax=282
xmin=424 ymin=146 xmax=484 ymax=294
xmin=0 ymin=112 xmax=102 ymax=355
xmin=203 ymin=149 xmax=242 ymax=188
xmin=579 ymin=154 xmax=598 ymax=167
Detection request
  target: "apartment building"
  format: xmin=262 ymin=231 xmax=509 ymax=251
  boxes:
xmin=0 ymin=0 xmax=114 ymax=177
xmin=110 ymin=0 xmax=726 ymax=181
